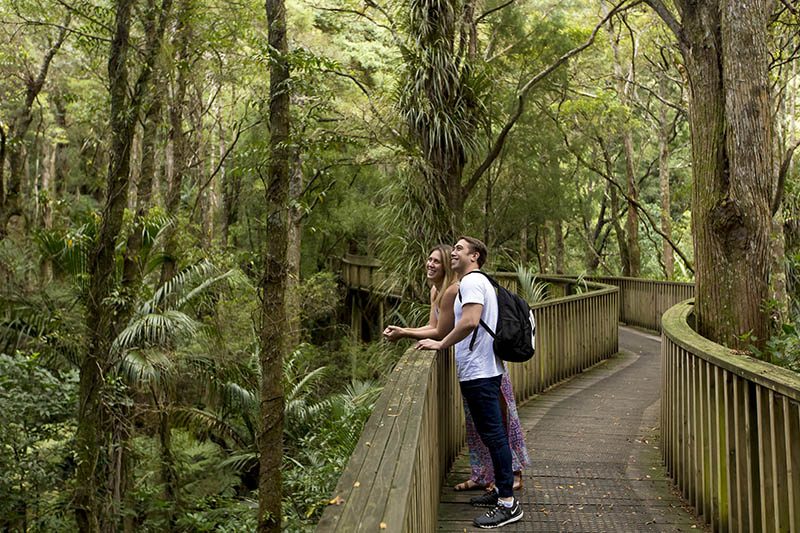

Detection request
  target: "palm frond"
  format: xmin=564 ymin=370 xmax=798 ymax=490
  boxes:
xmin=176 ymin=269 xmax=236 ymax=310
xmin=574 ymin=272 xmax=589 ymax=295
xmin=171 ymin=406 xmax=250 ymax=449
xmin=220 ymin=381 xmax=257 ymax=413
xmin=145 ymin=261 xmax=219 ymax=314
xmin=112 ymin=310 xmax=202 ymax=355
xmin=286 ymin=365 xmax=328 ymax=404
xmin=217 ymin=451 xmax=259 ymax=474
xmin=118 ymin=349 xmax=173 ymax=387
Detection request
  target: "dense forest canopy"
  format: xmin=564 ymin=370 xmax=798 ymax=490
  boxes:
xmin=1 ymin=0 xmax=798 ymax=530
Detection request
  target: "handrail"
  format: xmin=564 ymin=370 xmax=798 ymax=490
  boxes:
xmin=327 ymin=256 xmax=800 ymax=531
xmin=580 ymin=276 xmax=694 ymax=332
xmin=661 ymin=299 xmax=800 ymax=531
xmin=317 ymin=275 xmax=619 ymax=531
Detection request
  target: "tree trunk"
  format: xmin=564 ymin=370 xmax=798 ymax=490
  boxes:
xmin=520 ymin=225 xmax=527 ymax=265
xmin=622 ymin=132 xmax=641 ymax=277
xmin=554 ymin=220 xmax=565 ymax=274
xmin=608 ymin=177 xmax=629 ymax=275
xmin=75 ymin=1 xmax=136 ymax=530
xmin=40 ymin=142 xmax=55 ymax=282
xmin=52 ymin=90 xmax=69 ymax=199
xmin=0 ymin=24 xmax=68 ymax=237
xmin=539 ymin=224 xmax=550 ymax=274
xmin=286 ymin=152 xmax=304 ymax=350
xmin=123 ymin=78 xmax=163 ymax=288
xmin=606 ymin=20 xmax=641 ymax=276
xmin=258 ymin=0 xmax=289 ymax=528
xmin=159 ymin=0 xmax=191 ymax=287
xmin=658 ymin=75 xmax=674 ymax=279
xmin=75 ymin=0 xmax=172 ymax=529
xmin=152 ymin=386 xmax=178 ymax=531
xmin=649 ymin=0 xmax=774 ymax=350
xmin=221 ymin=88 xmax=239 ymax=248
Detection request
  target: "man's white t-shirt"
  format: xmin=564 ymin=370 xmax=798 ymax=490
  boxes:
xmin=454 ymin=271 xmax=504 ymax=382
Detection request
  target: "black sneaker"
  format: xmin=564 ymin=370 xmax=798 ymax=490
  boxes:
xmin=470 ymin=490 xmax=500 ymax=507
xmin=473 ymin=500 xmax=523 ymax=529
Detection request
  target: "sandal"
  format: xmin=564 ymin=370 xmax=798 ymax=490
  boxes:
xmin=454 ymin=479 xmax=486 ymax=491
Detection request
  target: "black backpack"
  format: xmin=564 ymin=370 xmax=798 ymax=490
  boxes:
xmin=458 ymin=270 xmax=536 ymax=363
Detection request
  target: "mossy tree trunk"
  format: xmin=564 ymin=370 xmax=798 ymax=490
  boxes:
xmin=75 ymin=0 xmax=173 ymax=529
xmin=0 ymin=22 xmax=68 ymax=237
xmin=159 ymin=0 xmax=191 ymax=287
xmin=258 ymin=0 xmax=289 ymax=529
xmin=646 ymin=0 xmax=774 ymax=350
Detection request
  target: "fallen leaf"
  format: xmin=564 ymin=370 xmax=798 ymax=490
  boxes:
xmin=329 ymin=495 xmax=345 ymax=505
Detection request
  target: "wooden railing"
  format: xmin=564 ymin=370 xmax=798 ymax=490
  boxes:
xmin=317 ymin=276 xmax=619 ymax=531
xmin=661 ymin=300 xmax=800 ymax=532
xmin=585 ymin=276 xmax=693 ymax=331
xmin=339 ymin=254 xmax=402 ymax=297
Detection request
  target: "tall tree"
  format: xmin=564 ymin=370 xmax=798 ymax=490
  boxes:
xmin=605 ymin=11 xmax=641 ymax=276
xmin=0 ymin=19 xmax=68 ymax=237
xmin=258 ymin=0 xmax=289 ymax=529
xmin=75 ymin=0 xmax=173 ymax=529
xmin=645 ymin=0 xmax=775 ymax=349
xmin=159 ymin=0 xmax=192 ymax=288
xmin=657 ymin=71 xmax=675 ymax=279
xmin=393 ymin=0 xmax=633 ymax=235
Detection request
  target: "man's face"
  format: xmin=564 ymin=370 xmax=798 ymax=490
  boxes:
xmin=451 ymin=239 xmax=477 ymax=273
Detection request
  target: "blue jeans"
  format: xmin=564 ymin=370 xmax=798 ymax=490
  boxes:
xmin=459 ymin=375 xmax=514 ymax=498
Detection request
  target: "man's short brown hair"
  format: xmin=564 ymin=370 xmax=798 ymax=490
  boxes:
xmin=458 ymin=236 xmax=488 ymax=268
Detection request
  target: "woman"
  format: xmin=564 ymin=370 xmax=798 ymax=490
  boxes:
xmin=383 ymin=245 xmax=529 ymax=491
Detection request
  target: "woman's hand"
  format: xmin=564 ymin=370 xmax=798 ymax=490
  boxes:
xmin=415 ymin=338 xmax=442 ymax=351
xmin=383 ymin=325 xmax=403 ymax=341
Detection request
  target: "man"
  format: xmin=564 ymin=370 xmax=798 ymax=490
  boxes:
xmin=417 ymin=236 xmax=523 ymax=528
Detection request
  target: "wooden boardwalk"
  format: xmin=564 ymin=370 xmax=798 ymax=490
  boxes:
xmin=438 ymin=326 xmax=707 ymax=532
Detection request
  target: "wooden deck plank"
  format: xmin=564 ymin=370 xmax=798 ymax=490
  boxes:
xmin=437 ymin=326 xmax=707 ymax=531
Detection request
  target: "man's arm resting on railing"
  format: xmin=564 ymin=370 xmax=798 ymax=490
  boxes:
xmin=416 ymin=302 xmax=482 ymax=351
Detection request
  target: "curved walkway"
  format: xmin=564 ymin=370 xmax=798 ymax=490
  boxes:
xmin=438 ymin=326 xmax=706 ymax=532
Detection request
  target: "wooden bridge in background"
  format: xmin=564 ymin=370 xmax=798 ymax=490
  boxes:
xmin=317 ymin=257 xmax=800 ymax=532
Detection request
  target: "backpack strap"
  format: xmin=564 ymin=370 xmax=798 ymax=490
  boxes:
xmin=458 ymin=272 xmax=496 ymax=350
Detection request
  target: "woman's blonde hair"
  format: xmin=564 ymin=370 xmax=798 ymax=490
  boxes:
xmin=429 ymin=244 xmax=458 ymax=311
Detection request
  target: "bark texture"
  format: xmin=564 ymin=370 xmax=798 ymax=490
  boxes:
xmin=647 ymin=0 xmax=774 ymax=349
xmin=258 ymin=0 xmax=289 ymax=528
xmin=76 ymin=0 xmax=172 ymax=529
xmin=0 ymin=23 xmax=68 ymax=236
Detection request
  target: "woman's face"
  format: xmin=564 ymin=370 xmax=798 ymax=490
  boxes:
xmin=426 ymin=249 xmax=445 ymax=282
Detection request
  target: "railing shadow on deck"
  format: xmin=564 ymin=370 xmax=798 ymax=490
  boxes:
xmin=661 ymin=300 xmax=800 ymax=532
xmin=316 ymin=276 xmax=619 ymax=532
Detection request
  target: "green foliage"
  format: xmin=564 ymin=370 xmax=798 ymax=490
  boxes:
xmin=746 ymin=322 xmax=800 ymax=373
xmin=515 ymin=264 xmax=549 ymax=303
xmin=282 ymin=378 xmax=381 ymax=530
xmin=0 ymin=352 xmax=78 ymax=531
xmin=295 ymin=271 xmax=344 ymax=326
